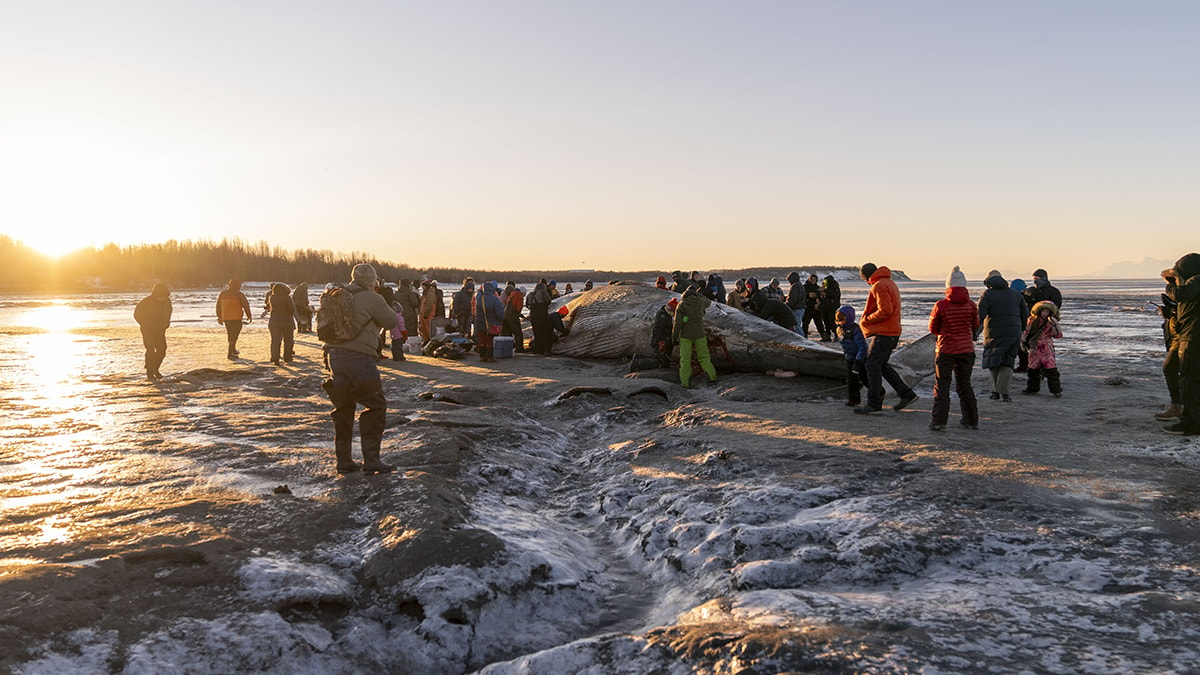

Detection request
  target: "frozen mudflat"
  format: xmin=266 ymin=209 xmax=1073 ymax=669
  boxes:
xmin=2 ymin=280 xmax=1200 ymax=673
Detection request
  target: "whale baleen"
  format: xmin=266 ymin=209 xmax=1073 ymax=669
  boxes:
xmin=550 ymin=284 xmax=935 ymax=380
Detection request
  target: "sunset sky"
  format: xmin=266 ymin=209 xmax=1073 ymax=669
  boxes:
xmin=2 ymin=1 xmax=1197 ymax=279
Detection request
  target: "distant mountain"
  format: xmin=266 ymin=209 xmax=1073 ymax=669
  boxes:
xmin=1080 ymin=257 xmax=1176 ymax=279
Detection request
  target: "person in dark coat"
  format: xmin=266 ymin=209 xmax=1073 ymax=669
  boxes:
xmin=527 ymin=279 xmax=554 ymax=354
xmin=1164 ymin=253 xmax=1200 ymax=436
xmin=502 ymin=285 xmax=526 ymax=353
xmin=266 ymin=283 xmax=297 ymax=365
xmin=651 ymin=297 xmax=678 ymax=366
xmin=785 ymin=272 xmax=805 ymax=327
xmin=395 ymin=279 xmax=420 ymax=347
xmin=819 ymin=275 xmax=841 ymax=342
xmin=707 ymin=274 xmax=726 ymax=305
xmin=1027 ymin=268 xmax=1064 ymax=309
xmin=1156 ymin=270 xmax=1183 ymax=422
xmin=292 ymin=282 xmax=313 ymax=333
xmin=802 ymin=273 xmax=828 ymax=340
xmin=452 ymin=278 xmax=475 ymax=339
xmin=670 ymin=271 xmax=688 ymax=294
xmin=749 ymin=293 xmax=799 ymax=332
xmin=134 ymin=283 xmax=172 ymax=380
xmin=473 ymin=281 xmax=504 ymax=362
xmin=977 ymin=270 xmax=1028 ymax=402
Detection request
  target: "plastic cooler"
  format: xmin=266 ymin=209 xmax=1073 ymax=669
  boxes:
xmin=493 ymin=336 xmax=514 ymax=359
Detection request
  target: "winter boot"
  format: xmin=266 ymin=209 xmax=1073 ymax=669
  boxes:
xmin=1155 ymin=403 xmax=1185 ymax=421
xmin=335 ymin=443 xmax=360 ymax=474
xmin=361 ymin=444 xmax=395 ymax=474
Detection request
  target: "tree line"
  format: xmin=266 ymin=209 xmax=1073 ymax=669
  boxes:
xmin=0 ymin=235 xmax=874 ymax=291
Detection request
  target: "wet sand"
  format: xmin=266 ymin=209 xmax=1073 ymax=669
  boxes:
xmin=3 ymin=319 xmax=1200 ymax=672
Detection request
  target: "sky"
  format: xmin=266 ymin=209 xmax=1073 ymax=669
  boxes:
xmin=2 ymin=1 xmax=1198 ymax=280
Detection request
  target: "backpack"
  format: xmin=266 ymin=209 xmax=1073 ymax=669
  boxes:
xmin=316 ymin=285 xmax=367 ymax=343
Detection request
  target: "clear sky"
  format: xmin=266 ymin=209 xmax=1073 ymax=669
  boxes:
xmin=2 ymin=1 xmax=1197 ymax=279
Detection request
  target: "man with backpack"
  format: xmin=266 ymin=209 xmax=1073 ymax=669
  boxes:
xmin=320 ymin=263 xmax=399 ymax=474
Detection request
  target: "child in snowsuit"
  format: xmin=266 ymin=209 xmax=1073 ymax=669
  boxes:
xmin=1021 ymin=300 xmax=1064 ymax=397
xmin=836 ymin=305 xmax=868 ymax=406
xmin=389 ymin=300 xmax=407 ymax=361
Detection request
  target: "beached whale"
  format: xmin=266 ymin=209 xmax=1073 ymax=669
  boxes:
xmin=550 ymin=284 xmax=936 ymax=380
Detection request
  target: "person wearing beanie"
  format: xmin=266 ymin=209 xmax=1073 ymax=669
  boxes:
xmin=977 ymin=269 xmax=1028 ymax=402
xmin=1027 ymin=268 xmax=1064 ymax=310
xmin=928 ymin=266 xmax=981 ymax=430
xmin=764 ymin=277 xmax=785 ymax=302
xmin=323 ymin=263 xmax=399 ymax=474
xmin=855 ymin=262 xmax=919 ymax=414
xmin=134 ymin=283 xmax=172 ymax=380
xmin=215 ymin=278 xmax=252 ymax=360
xmin=656 ymin=275 xmax=669 ymax=289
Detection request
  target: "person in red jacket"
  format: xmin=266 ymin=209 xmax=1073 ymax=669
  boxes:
xmin=854 ymin=262 xmax=919 ymax=414
xmin=928 ymin=266 xmax=981 ymax=430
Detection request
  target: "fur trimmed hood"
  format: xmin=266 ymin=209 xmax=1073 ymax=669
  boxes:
xmin=1029 ymin=300 xmax=1060 ymax=319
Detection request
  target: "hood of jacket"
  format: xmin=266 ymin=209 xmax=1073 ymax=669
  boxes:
xmin=483 ymin=281 xmax=497 ymax=294
xmin=837 ymin=304 xmax=856 ymax=324
xmin=984 ymin=274 xmax=1009 ymax=289
xmin=786 ymin=271 xmax=800 ymax=284
xmin=1175 ymin=253 xmax=1200 ymax=280
xmin=868 ymin=266 xmax=892 ymax=284
xmin=945 ymin=286 xmax=970 ymax=303
xmin=822 ymin=275 xmax=839 ymax=290
xmin=1030 ymin=300 xmax=1060 ymax=320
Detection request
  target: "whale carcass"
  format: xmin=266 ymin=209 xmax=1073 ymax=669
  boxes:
xmin=550 ymin=283 xmax=935 ymax=380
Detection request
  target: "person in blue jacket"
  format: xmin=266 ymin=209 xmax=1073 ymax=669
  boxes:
xmin=835 ymin=304 xmax=868 ymax=406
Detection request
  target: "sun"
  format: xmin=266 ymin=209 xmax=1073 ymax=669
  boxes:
xmin=1 ymin=138 xmax=176 ymax=259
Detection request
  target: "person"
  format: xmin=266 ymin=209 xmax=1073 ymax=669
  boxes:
xmin=388 ymin=298 xmax=407 ymax=361
xmin=418 ymin=280 xmax=437 ymax=344
xmin=763 ymin=278 xmax=785 ymax=302
xmin=744 ymin=278 xmax=765 ymax=309
xmin=727 ymin=278 xmax=747 ymax=310
xmin=652 ymin=297 xmax=678 ymax=367
xmin=977 ymin=270 xmax=1027 ymax=402
xmin=134 ymin=283 xmax=172 ymax=380
xmin=670 ymin=271 xmax=688 ymax=294
xmin=1163 ymin=254 xmax=1200 ymax=436
xmin=749 ymin=292 xmax=799 ymax=332
xmin=928 ymin=267 xmax=980 ymax=430
xmin=672 ymin=286 xmax=717 ymax=388
xmin=216 ymin=278 xmax=253 ymax=360
xmin=502 ymin=284 xmax=526 ymax=353
xmin=707 ymin=274 xmax=726 ymax=305
xmin=452 ymin=278 xmax=475 ymax=339
xmin=583 ymin=279 xmax=594 ymax=292
xmin=835 ymin=304 xmax=867 ymax=407
xmin=293 ymin=282 xmax=313 ymax=333
xmin=802 ymin=273 xmax=828 ymax=340
xmin=527 ymin=279 xmax=553 ymax=354
xmin=396 ymin=279 xmax=420 ymax=349
xmin=854 ymin=263 xmax=919 ymax=414
xmin=564 ymin=283 xmax=574 ymax=295
xmin=820 ymin=275 xmax=841 ymax=342
xmin=656 ymin=275 xmax=669 ymax=290
xmin=785 ymin=272 xmax=805 ymax=327
xmin=548 ymin=280 xmax=561 ymax=299
xmin=323 ymin=264 xmax=398 ymax=474
xmin=1010 ymin=278 xmax=1030 ymax=372
xmin=474 ymin=281 xmax=504 ymax=362
xmin=1027 ymin=269 xmax=1064 ymax=309
xmin=1157 ymin=270 xmax=1183 ymax=421
xmin=265 ymin=283 xmax=296 ymax=365
xmin=1021 ymin=300 xmax=1064 ymax=397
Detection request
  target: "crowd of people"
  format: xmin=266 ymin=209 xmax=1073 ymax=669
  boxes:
xmin=133 ymin=254 xmax=1200 ymax=474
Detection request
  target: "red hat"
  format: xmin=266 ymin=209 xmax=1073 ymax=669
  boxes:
xmin=666 ymin=298 xmax=679 ymax=311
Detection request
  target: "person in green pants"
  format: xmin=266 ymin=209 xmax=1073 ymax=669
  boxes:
xmin=672 ymin=286 xmax=718 ymax=388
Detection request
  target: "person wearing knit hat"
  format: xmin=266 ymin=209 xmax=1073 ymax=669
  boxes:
xmin=1028 ymin=268 xmax=1064 ymax=310
xmin=323 ymin=263 xmax=399 ymax=475
xmin=656 ymin=275 xmax=669 ymax=289
xmin=854 ymin=262 xmax=919 ymax=414
xmin=651 ymin=297 xmax=678 ymax=367
xmin=978 ymin=268 xmax=1028 ymax=402
xmin=928 ymin=266 xmax=981 ymax=430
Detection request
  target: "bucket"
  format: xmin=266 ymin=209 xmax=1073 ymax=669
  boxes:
xmin=493 ymin=336 xmax=514 ymax=359
xmin=406 ymin=337 xmax=423 ymax=354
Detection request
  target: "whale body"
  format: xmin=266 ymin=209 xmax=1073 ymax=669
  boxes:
xmin=550 ymin=284 xmax=935 ymax=381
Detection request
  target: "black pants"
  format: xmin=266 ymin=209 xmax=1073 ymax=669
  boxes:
xmin=223 ymin=320 xmax=243 ymax=355
xmin=1179 ymin=339 xmax=1200 ymax=432
xmin=1164 ymin=341 xmax=1181 ymax=404
xmin=1025 ymin=367 xmax=1062 ymax=394
xmin=932 ymin=352 xmax=977 ymax=426
xmin=269 ymin=324 xmax=294 ymax=362
xmin=530 ymin=313 xmax=553 ymax=354
xmin=864 ymin=334 xmax=911 ymax=409
xmin=141 ymin=327 xmax=167 ymax=374
xmin=502 ymin=313 xmax=525 ymax=352
xmin=802 ymin=307 xmax=827 ymax=338
xmin=844 ymin=359 xmax=864 ymax=405
xmin=327 ymin=349 xmax=387 ymax=462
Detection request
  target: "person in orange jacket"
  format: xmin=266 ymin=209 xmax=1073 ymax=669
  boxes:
xmin=854 ymin=263 xmax=918 ymax=415
xmin=216 ymin=278 xmax=253 ymax=360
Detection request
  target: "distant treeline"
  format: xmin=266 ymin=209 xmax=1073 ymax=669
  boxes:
xmin=0 ymin=235 xmax=879 ymax=291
